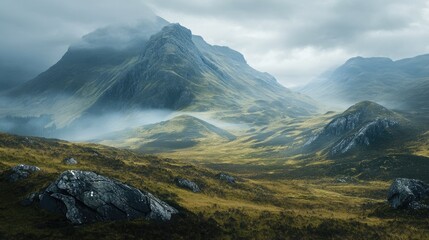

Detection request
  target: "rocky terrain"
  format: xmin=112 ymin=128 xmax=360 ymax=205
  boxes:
xmin=6 ymin=164 xmax=40 ymax=182
xmin=38 ymin=170 xmax=177 ymax=224
xmin=305 ymin=101 xmax=410 ymax=156
xmin=388 ymin=178 xmax=429 ymax=210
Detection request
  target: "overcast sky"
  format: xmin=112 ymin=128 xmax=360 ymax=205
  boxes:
xmin=1 ymin=0 xmax=429 ymax=88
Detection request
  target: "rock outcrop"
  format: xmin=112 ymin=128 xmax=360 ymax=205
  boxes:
xmin=39 ymin=170 xmax=178 ymax=224
xmin=387 ymin=178 xmax=429 ymax=210
xmin=330 ymin=118 xmax=398 ymax=155
xmin=6 ymin=164 xmax=40 ymax=182
xmin=306 ymin=101 xmax=405 ymax=156
xmin=217 ymin=173 xmax=235 ymax=184
xmin=175 ymin=178 xmax=200 ymax=192
xmin=63 ymin=157 xmax=78 ymax=165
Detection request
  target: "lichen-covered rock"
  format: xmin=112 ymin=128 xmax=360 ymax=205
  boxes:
xmin=175 ymin=178 xmax=200 ymax=192
xmin=63 ymin=157 xmax=78 ymax=165
xmin=7 ymin=164 xmax=40 ymax=182
xmin=387 ymin=178 xmax=429 ymax=209
xmin=217 ymin=173 xmax=235 ymax=184
xmin=39 ymin=170 xmax=178 ymax=224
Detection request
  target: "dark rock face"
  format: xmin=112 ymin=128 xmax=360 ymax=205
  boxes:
xmin=217 ymin=173 xmax=235 ymax=184
xmin=39 ymin=170 xmax=178 ymax=224
xmin=330 ymin=118 xmax=398 ymax=155
xmin=63 ymin=157 xmax=78 ymax=165
xmin=324 ymin=112 xmax=362 ymax=136
xmin=7 ymin=164 xmax=40 ymax=182
xmin=306 ymin=101 xmax=404 ymax=156
xmin=175 ymin=178 xmax=200 ymax=192
xmin=387 ymin=178 xmax=429 ymax=209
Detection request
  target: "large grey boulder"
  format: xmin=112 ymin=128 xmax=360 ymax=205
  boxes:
xmin=7 ymin=164 xmax=40 ymax=182
xmin=39 ymin=170 xmax=178 ymax=224
xmin=175 ymin=178 xmax=200 ymax=192
xmin=387 ymin=178 xmax=429 ymax=209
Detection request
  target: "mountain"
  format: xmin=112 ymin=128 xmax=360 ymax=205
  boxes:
xmin=300 ymin=54 xmax=429 ymax=114
xmin=98 ymin=114 xmax=236 ymax=153
xmin=2 ymin=18 xmax=318 ymax=133
xmin=305 ymin=101 xmax=413 ymax=156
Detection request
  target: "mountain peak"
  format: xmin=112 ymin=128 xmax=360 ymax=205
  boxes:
xmin=342 ymin=101 xmax=394 ymax=119
xmin=72 ymin=17 xmax=169 ymax=50
xmin=345 ymin=56 xmax=393 ymax=65
xmin=154 ymin=23 xmax=193 ymax=42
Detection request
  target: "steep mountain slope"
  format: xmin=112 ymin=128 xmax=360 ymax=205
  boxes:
xmin=305 ymin=101 xmax=413 ymax=156
xmin=3 ymin=17 xmax=169 ymax=126
xmin=300 ymin=54 xmax=429 ymax=113
xmin=98 ymin=115 xmax=236 ymax=153
xmin=2 ymin=20 xmax=318 ymax=132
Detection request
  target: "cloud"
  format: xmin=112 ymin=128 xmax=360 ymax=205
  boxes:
xmin=1 ymin=0 xmax=429 ymax=89
xmin=0 ymin=0 xmax=155 ymax=89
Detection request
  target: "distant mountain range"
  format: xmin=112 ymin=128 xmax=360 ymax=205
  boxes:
xmin=1 ymin=17 xmax=318 ymax=134
xmin=300 ymin=54 xmax=429 ymax=114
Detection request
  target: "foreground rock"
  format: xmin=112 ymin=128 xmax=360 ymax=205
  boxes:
xmin=175 ymin=178 xmax=200 ymax=192
xmin=6 ymin=164 xmax=40 ymax=182
xmin=217 ymin=173 xmax=235 ymax=184
xmin=63 ymin=157 xmax=78 ymax=165
xmin=39 ymin=170 xmax=178 ymax=224
xmin=387 ymin=178 xmax=429 ymax=209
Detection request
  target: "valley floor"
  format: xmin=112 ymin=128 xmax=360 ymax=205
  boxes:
xmin=0 ymin=133 xmax=428 ymax=239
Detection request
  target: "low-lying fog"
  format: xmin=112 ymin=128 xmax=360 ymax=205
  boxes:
xmin=0 ymin=109 xmax=248 ymax=142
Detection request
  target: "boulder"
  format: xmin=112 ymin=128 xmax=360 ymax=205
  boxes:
xmin=7 ymin=164 xmax=40 ymax=182
xmin=39 ymin=170 xmax=178 ymax=224
xmin=63 ymin=157 xmax=78 ymax=165
xmin=387 ymin=178 xmax=429 ymax=209
xmin=175 ymin=178 xmax=200 ymax=192
xmin=217 ymin=173 xmax=235 ymax=184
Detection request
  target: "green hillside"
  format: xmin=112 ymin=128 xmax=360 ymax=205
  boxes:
xmin=99 ymin=115 xmax=236 ymax=153
xmin=1 ymin=132 xmax=429 ymax=239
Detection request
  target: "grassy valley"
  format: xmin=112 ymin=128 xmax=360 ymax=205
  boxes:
xmin=1 ymin=132 xmax=429 ymax=239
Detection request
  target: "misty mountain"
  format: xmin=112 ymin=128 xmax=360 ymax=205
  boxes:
xmin=0 ymin=64 xmax=38 ymax=92
xmin=300 ymin=54 xmax=429 ymax=114
xmin=98 ymin=115 xmax=236 ymax=153
xmin=2 ymin=18 xmax=318 ymax=132
xmin=305 ymin=101 xmax=413 ymax=157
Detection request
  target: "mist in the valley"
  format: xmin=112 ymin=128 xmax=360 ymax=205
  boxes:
xmin=62 ymin=110 xmax=249 ymax=142
xmin=60 ymin=110 xmax=175 ymax=141
xmin=0 ymin=105 xmax=247 ymax=142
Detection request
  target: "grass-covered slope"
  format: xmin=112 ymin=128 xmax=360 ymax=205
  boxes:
xmin=98 ymin=114 xmax=236 ymax=153
xmin=1 ymin=132 xmax=429 ymax=239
